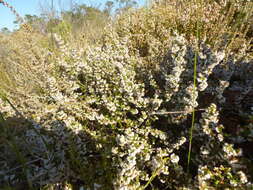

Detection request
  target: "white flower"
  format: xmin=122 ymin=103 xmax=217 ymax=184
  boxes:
xmin=116 ymin=135 xmax=126 ymax=146
xmin=237 ymin=171 xmax=248 ymax=184
xmin=170 ymin=153 xmax=179 ymax=164
xmin=203 ymin=173 xmax=211 ymax=180
xmin=218 ymin=134 xmax=224 ymax=142
xmin=201 ymin=148 xmax=210 ymax=155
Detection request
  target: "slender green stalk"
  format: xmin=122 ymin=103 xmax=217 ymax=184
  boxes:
xmin=187 ymin=52 xmax=198 ymax=174
xmin=187 ymin=0 xmax=200 ymax=174
xmin=143 ymin=157 xmax=169 ymax=190
xmin=0 ymin=90 xmax=24 ymax=118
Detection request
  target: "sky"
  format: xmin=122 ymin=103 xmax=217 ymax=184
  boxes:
xmin=0 ymin=0 xmax=147 ymax=31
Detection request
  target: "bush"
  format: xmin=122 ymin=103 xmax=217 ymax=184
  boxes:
xmin=0 ymin=0 xmax=253 ymax=189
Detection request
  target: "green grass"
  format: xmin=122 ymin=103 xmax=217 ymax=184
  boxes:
xmin=187 ymin=2 xmax=201 ymax=173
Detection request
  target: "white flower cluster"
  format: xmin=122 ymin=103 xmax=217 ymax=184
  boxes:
xmin=198 ymin=165 xmax=251 ymax=188
xmin=160 ymin=32 xmax=188 ymax=102
xmin=156 ymin=33 xmax=227 ymax=124
xmin=195 ymin=104 xmax=252 ymax=188
xmin=112 ymin=126 xmax=186 ymax=190
xmin=1 ymin=26 xmax=253 ymax=189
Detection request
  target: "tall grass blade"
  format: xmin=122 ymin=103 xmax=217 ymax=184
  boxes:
xmin=187 ymin=0 xmax=200 ymax=173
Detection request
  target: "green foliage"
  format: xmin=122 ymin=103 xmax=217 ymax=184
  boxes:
xmin=0 ymin=27 xmax=11 ymax=34
xmin=51 ymin=20 xmax=72 ymax=41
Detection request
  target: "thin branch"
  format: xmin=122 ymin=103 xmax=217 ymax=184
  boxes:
xmin=151 ymin=108 xmax=205 ymax=115
xmin=2 ymin=158 xmax=42 ymax=175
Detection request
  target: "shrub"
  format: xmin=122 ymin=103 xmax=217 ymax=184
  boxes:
xmin=0 ymin=0 xmax=253 ymax=189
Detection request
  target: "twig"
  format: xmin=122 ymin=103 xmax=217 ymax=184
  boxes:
xmin=5 ymin=98 xmax=24 ymax=118
xmin=0 ymin=0 xmax=24 ymax=23
xmin=1 ymin=158 xmax=42 ymax=175
xmin=151 ymin=108 xmax=205 ymax=115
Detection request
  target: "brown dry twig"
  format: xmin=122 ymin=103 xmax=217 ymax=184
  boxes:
xmin=152 ymin=109 xmax=206 ymax=115
xmin=0 ymin=0 xmax=24 ymax=24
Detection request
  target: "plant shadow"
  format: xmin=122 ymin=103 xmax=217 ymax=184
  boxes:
xmin=0 ymin=113 xmax=113 ymax=190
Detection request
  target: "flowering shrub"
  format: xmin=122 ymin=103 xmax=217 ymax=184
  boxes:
xmin=0 ymin=0 xmax=253 ymax=189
